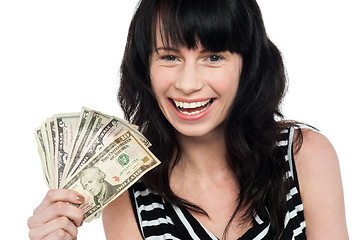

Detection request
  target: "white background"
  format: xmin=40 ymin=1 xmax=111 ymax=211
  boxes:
xmin=0 ymin=0 xmax=359 ymax=239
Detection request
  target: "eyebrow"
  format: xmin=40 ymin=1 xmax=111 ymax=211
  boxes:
xmin=155 ymin=47 xmax=180 ymax=53
xmin=155 ymin=47 xmax=219 ymax=54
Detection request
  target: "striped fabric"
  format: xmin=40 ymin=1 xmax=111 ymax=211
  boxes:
xmin=129 ymin=127 xmax=307 ymax=239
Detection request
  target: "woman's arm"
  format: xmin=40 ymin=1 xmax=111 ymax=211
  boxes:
xmin=294 ymin=129 xmax=348 ymax=239
xmin=102 ymin=190 xmax=143 ymax=240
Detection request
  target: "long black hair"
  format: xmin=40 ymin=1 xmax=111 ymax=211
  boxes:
xmin=118 ymin=0 xmax=301 ymax=238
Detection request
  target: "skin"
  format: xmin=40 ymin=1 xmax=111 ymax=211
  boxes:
xmin=27 ymin=189 xmax=84 ymax=240
xmin=149 ymin=43 xmax=242 ymax=138
xmin=294 ymin=129 xmax=349 ymax=239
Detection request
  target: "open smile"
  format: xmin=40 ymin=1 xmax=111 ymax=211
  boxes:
xmin=171 ymin=99 xmax=214 ymax=116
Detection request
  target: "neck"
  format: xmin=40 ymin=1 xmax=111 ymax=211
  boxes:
xmin=173 ymin=126 xmax=233 ymax=182
xmin=170 ymin=126 xmax=240 ymax=203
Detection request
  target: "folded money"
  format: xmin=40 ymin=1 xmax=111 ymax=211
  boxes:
xmin=34 ymin=107 xmax=160 ymax=222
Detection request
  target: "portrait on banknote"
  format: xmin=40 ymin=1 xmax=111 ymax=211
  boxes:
xmin=79 ymin=166 xmax=121 ymax=207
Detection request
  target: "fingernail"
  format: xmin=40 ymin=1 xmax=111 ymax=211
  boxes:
xmin=76 ymin=195 xmax=84 ymax=203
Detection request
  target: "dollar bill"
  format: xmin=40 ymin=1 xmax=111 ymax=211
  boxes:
xmin=64 ymin=110 xmax=111 ymax=181
xmin=46 ymin=118 xmax=58 ymax=188
xmin=61 ymin=117 xmax=145 ymax=186
xmin=34 ymin=107 xmax=160 ymax=222
xmin=113 ymin=116 xmax=151 ymax=147
xmin=68 ymin=108 xmax=91 ymax=158
xmin=62 ymin=108 xmax=91 ymax=180
xmin=40 ymin=121 xmax=55 ymax=188
xmin=53 ymin=113 xmax=80 ymax=189
xmin=34 ymin=128 xmax=51 ymax=189
xmin=62 ymin=130 xmax=160 ymax=222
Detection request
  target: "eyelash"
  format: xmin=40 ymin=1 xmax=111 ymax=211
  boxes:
xmin=160 ymin=54 xmax=223 ymax=62
xmin=161 ymin=55 xmax=177 ymax=61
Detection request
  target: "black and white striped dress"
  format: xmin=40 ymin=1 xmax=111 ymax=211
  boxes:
xmin=129 ymin=127 xmax=306 ymax=239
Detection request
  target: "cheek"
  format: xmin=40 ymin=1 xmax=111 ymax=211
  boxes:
xmin=206 ymin=69 xmax=240 ymax=96
xmin=150 ymin=68 xmax=175 ymax=98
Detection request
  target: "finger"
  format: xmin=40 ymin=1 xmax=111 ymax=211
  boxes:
xmin=28 ymin=216 xmax=78 ymax=240
xmin=41 ymin=229 xmax=73 ymax=240
xmin=34 ymin=189 xmax=84 ymax=214
xmin=50 ymin=202 xmax=84 ymax=227
xmin=29 ymin=201 xmax=84 ymax=229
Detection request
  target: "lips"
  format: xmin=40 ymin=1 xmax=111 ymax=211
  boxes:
xmin=172 ymin=99 xmax=213 ymax=116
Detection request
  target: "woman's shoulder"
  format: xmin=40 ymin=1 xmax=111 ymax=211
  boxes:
xmin=102 ymin=189 xmax=143 ymax=240
xmin=295 ymin=126 xmax=332 ymax=152
xmin=293 ymin=127 xmax=339 ymax=181
xmin=293 ymin=127 xmax=349 ymax=238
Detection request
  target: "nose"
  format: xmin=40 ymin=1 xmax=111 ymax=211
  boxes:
xmin=175 ymin=63 xmax=203 ymax=95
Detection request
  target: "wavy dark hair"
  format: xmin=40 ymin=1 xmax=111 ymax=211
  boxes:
xmin=118 ymin=0 xmax=302 ymax=238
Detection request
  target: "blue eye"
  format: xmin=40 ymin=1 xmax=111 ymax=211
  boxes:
xmin=209 ymin=55 xmax=222 ymax=62
xmin=163 ymin=55 xmax=176 ymax=61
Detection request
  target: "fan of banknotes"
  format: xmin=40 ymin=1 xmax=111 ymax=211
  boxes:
xmin=34 ymin=107 xmax=160 ymax=222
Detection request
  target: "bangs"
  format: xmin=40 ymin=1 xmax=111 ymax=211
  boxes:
xmin=152 ymin=0 xmax=248 ymax=53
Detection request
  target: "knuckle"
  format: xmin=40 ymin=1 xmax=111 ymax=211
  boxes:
xmin=53 ymin=201 xmax=66 ymax=213
xmin=46 ymin=189 xmax=57 ymax=201
xmin=53 ymin=229 xmax=69 ymax=239
xmin=27 ymin=216 xmax=34 ymax=228
xmin=57 ymin=216 xmax=70 ymax=227
xmin=28 ymin=229 xmax=39 ymax=240
xmin=54 ymin=229 xmax=72 ymax=240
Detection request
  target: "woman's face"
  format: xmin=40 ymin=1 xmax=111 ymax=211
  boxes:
xmin=149 ymin=38 xmax=243 ymax=138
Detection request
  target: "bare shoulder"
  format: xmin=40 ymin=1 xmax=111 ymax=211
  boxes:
xmin=102 ymin=190 xmax=143 ymax=240
xmin=293 ymin=128 xmax=348 ymax=239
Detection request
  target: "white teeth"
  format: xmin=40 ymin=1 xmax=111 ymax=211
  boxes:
xmin=179 ymin=109 xmax=203 ymax=115
xmin=172 ymin=99 xmax=213 ymax=115
xmin=173 ymin=99 xmax=211 ymax=109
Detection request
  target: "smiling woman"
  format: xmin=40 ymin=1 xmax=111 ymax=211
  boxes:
xmin=149 ymin=47 xmax=242 ymax=136
xmin=117 ymin=0 xmax=295 ymax=238
xmin=112 ymin=0 xmax=348 ymax=239
xmin=26 ymin=0 xmax=349 ymax=239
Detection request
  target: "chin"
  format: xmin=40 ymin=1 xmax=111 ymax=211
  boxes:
xmin=175 ymin=125 xmax=222 ymax=138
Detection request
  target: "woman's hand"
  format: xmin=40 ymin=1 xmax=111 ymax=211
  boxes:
xmin=27 ymin=189 xmax=84 ymax=240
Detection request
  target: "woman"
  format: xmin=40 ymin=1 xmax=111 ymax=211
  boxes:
xmin=27 ymin=0 xmax=348 ymax=239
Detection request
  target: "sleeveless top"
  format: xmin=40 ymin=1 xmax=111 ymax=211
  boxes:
xmin=128 ymin=127 xmax=307 ymax=239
